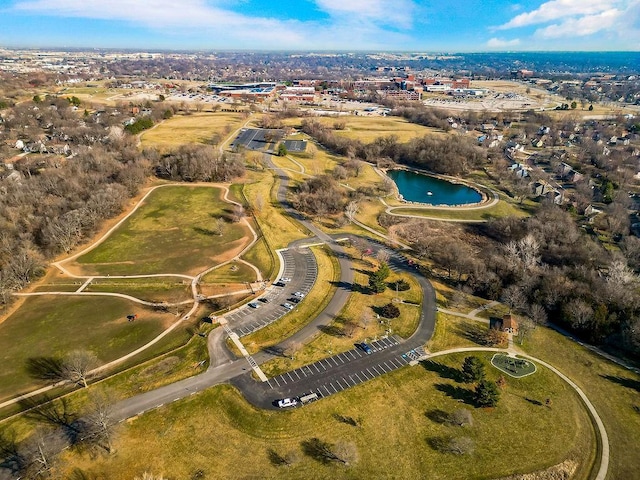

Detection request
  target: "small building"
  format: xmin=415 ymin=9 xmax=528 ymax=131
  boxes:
xmin=501 ymin=314 xmax=518 ymax=334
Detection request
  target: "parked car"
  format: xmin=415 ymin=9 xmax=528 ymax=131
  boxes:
xmin=289 ymin=297 xmax=300 ymax=304
xmin=277 ymin=398 xmax=297 ymax=408
xmin=279 ymin=277 xmax=292 ymax=283
xmin=282 ymin=302 xmax=294 ymax=310
xmin=248 ymin=302 xmax=259 ymax=309
xmin=258 ymin=297 xmax=270 ymax=303
xmin=274 ymin=281 xmax=286 ymax=287
xmin=293 ymin=291 xmax=305 ymax=298
xmin=359 ymin=343 xmax=373 ymax=354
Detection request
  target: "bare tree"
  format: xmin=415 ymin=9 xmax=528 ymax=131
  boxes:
xmin=360 ymin=309 xmax=373 ymax=330
xmin=212 ymin=217 xmax=226 ymax=236
xmin=449 ymin=409 xmax=473 ymax=427
xmin=79 ymin=391 xmax=116 ymax=453
xmin=376 ymin=249 xmax=391 ymax=265
xmin=231 ymin=204 xmax=245 ymax=223
xmin=345 ymin=201 xmax=359 ymax=223
xmin=528 ymin=303 xmax=548 ymax=326
xmin=62 ymin=350 xmax=98 ymax=388
xmin=501 ymin=285 xmax=526 ymax=313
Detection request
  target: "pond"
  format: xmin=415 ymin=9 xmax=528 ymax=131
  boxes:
xmin=387 ymin=169 xmax=482 ymax=206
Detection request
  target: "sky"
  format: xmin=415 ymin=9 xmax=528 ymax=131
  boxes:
xmin=0 ymin=0 xmax=639 ymax=51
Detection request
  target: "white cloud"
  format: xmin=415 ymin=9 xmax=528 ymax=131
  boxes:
xmin=487 ymin=37 xmax=521 ymax=48
xmin=11 ymin=0 xmax=413 ymax=49
xmin=535 ymin=8 xmax=622 ymax=37
xmin=314 ymin=0 xmax=416 ymax=28
xmin=499 ymin=0 xmax=622 ymax=29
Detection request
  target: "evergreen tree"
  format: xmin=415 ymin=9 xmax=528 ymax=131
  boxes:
xmin=475 ymin=379 xmax=500 ymax=407
xmin=462 ymin=356 xmax=485 ymax=383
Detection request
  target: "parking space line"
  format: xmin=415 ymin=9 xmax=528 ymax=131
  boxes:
xmin=330 ymin=383 xmax=338 ymax=393
xmin=313 ymin=363 xmax=320 ymax=373
xmin=390 ymin=359 xmax=402 ymax=368
xmin=336 ymin=355 xmax=345 ymax=364
xmin=372 ymin=365 xmax=383 ymax=375
xmin=300 ymin=368 xmax=307 ymax=377
xmin=354 ymin=372 xmax=364 ymax=383
xmin=384 ymin=361 xmax=394 ymax=371
xmin=323 ymin=385 xmax=331 ymax=395
xmin=273 ymin=377 xmax=280 ymax=387
xmin=287 ymin=372 xmax=294 ymax=382
xmin=293 ymin=370 xmax=301 ymax=380
xmin=267 ymin=380 xmax=273 ymax=389
xmin=279 ymin=375 xmax=287 ymax=384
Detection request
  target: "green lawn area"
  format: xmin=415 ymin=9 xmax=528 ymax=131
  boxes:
xmin=72 ymin=186 xmax=251 ymax=276
xmin=200 ymin=261 xmax=258 ymax=284
xmin=428 ymin=313 xmax=490 ymax=353
xmin=0 ymin=295 xmax=176 ymax=402
xmin=84 ymin=277 xmax=193 ymax=303
xmin=390 ymin=199 xmax=528 ymax=221
xmin=54 ymin=352 xmax=594 ymax=480
xmin=521 ymin=326 xmax=640 ymax=480
xmin=241 ymin=236 xmax=276 ymax=282
xmin=140 ymin=112 xmax=246 ymax=151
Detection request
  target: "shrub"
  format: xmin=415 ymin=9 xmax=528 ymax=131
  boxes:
xmin=380 ymin=303 xmax=400 ymax=319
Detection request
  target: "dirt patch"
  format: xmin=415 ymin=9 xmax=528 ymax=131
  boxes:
xmin=496 ymin=460 xmax=578 ymax=480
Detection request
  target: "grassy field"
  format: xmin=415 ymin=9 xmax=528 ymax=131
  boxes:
xmin=54 ymin=351 xmax=594 ymax=480
xmin=84 ymin=277 xmax=193 ymax=303
xmin=200 ymin=261 xmax=257 ymax=284
xmin=243 ymin=170 xmax=307 ymax=250
xmin=390 ymin=198 xmax=528 ymax=221
xmin=283 ymin=115 xmax=442 ymax=143
xmin=0 ymin=295 xmax=177 ymax=402
xmin=72 ymin=186 xmax=251 ymax=276
xmin=140 ymin=112 xmax=246 ymax=151
xmin=427 ymin=313 xmax=490 ymax=352
xmin=521 ymin=326 xmax=640 ymax=480
xmin=241 ymin=236 xmax=276 ymax=281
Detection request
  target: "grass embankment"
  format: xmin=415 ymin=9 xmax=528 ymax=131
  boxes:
xmin=53 ymin=351 xmax=594 ymax=480
xmin=390 ymin=199 xmax=528 ymax=221
xmin=0 ymin=295 xmax=177 ymax=402
xmin=242 ymin=246 xmax=337 ymax=356
xmin=140 ymin=112 xmax=246 ymax=151
xmin=242 ymin=236 xmax=276 ymax=281
xmin=428 ymin=313 xmax=490 ymax=352
xmin=73 ymin=186 xmax=251 ymax=276
xmin=260 ymin=248 xmax=422 ymax=377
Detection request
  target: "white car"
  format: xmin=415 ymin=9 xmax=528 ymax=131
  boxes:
xmin=293 ymin=291 xmax=305 ymax=298
xmin=280 ymin=277 xmax=292 ymax=282
xmin=282 ymin=302 xmax=294 ymax=310
xmin=277 ymin=398 xmax=297 ymax=408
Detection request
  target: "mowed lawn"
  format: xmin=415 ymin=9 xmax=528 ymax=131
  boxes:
xmin=73 ymin=186 xmax=251 ymax=276
xmin=56 ymin=353 xmax=594 ymax=480
xmin=0 ymin=295 xmax=175 ymax=401
xmin=140 ymin=112 xmax=246 ymax=151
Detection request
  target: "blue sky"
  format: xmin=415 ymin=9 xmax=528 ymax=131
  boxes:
xmin=0 ymin=0 xmax=638 ymax=51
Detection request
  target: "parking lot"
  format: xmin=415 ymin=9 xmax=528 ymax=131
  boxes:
xmin=227 ymin=247 xmax=318 ymax=337
xmin=230 ymin=128 xmax=284 ymax=151
xmin=266 ymin=337 xmax=427 ymax=402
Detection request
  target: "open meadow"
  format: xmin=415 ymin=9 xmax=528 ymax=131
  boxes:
xmin=71 ymin=185 xmax=252 ymax=276
xmin=0 ymin=295 xmax=176 ymax=402
xmin=140 ymin=112 xmax=246 ymax=151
